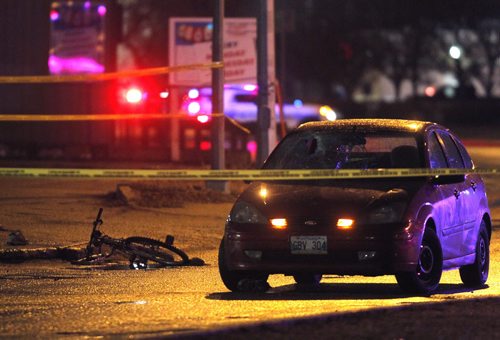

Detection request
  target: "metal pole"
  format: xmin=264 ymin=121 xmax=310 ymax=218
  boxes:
xmin=208 ymin=0 xmax=228 ymax=192
xmin=257 ymin=0 xmax=276 ymax=166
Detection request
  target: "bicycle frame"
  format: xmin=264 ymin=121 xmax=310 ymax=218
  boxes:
xmin=79 ymin=208 xmax=202 ymax=268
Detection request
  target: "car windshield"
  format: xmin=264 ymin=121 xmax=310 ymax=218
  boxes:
xmin=264 ymin=129 xmax=421 ymax=169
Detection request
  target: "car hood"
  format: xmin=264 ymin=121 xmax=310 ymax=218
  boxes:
xmin=238 ymin=179 xmax=424 ymax=219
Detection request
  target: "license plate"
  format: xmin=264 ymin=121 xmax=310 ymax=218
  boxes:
xmin=290 ymin=236 xmax=327 ymax=255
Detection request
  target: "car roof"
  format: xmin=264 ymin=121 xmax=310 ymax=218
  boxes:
xmin=297 ymin=119 xmax=442 ymax=134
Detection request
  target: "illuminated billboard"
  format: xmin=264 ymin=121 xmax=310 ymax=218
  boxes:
xmin=49 ymin=1 xmax=106 ymax=75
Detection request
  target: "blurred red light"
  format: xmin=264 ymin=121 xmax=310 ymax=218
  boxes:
xmin=125 ymin=88 xmax=143 ymax=104
xmin=200 ymin=141 xmax=212 ymax=151
xmin=424 ymin=86 xmax=436 ymax=97
xmin=246 ymin=140 xmax=257 ymax=163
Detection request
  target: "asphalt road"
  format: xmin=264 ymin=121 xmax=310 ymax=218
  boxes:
xmin=0 ymin=146 xmax=499 ymax=338
xmin=1 ymin=243 xmax=500 ymax=338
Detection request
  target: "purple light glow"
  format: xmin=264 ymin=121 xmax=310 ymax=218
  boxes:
xmin=48 ymin=55 xmax=105 ymax=75
xmin=84 ymin=1 xmax=91 ymax=9
xmin=97 ymin=5 xmax=107 ymax=16
xmin=50 ymin=10 xmax=59 ymax=21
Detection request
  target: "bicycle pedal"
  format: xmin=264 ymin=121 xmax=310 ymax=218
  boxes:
xmin=188 ymin=257 xmax=205 ymax=266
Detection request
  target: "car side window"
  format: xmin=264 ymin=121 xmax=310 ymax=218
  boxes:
xmin=437 ymin=131 xmax=465 ymax=168
xmin=427 ymin=132 xmax=448 ymax=168
xmin=453 ymin=136 xmax=474 ymax=169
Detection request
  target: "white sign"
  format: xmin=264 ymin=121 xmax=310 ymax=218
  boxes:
xmin=169 ymin=17 xmax=257 ymax=86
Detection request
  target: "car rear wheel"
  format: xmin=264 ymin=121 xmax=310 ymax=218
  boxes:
xmin=218 ymin=238 xmax=269 ymax=292
xmin=293 ymin=274 xmax=322 ymax=285
xmin=459 ymin=220 xmax=489 ymax=287
xmin=395 ymin=228 xmax=443 ymax=295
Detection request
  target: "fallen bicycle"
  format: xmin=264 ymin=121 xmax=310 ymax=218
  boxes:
xmin=73 ymin=208 xmax=204 ymax=269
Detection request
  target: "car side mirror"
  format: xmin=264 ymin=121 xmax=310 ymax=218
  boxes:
xmin=431 ymin=174 xmax=465 ymax=185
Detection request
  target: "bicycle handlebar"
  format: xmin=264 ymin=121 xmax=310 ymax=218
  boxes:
xmin=95 ymin=208 xmax=103 ymax=225
xmin=85 ymin=208 xmax=104 ymax=259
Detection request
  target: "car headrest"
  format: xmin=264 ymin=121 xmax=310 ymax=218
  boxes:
xmin=391 ymin=145 xmax=420 ymax=168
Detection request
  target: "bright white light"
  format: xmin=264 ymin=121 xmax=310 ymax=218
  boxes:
xmin=449 ymin=46 xmax=462 ymax=60
xmin=319 ymin=105 xmax=337 ymax=121
xmin=187 ymin=102 xmax=201 ymax=114
xmin=243 ymin=84 xmax=257 ymax=92
xmin=337 ymin=218 xmax=354 ymax=229
xmin=271 ymin=218 xmax=287 ymax=229
xmin=125 ymin=88 xmax=143 ymax=104
xmin=197 ymin=115 xmax=209 ymax=123
xmin=188 ymin=89 xmax=200 ymax=99
xmin=160 ymin=91 xmax=169 ymax=99
xmin=259 ymin=186 xmax=268 ymax=200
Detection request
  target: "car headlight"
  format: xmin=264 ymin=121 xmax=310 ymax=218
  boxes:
xmin=319 ymin=105 xmax=337 ymax=121
xmin=368 ymin=202 xmax=406 ymax=224
xmin=229 ymin=201 xmax=268 ymax=224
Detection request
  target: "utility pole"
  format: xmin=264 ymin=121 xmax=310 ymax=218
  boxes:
xmin=207 ymin=0 xmax=228 ymax=192
xmin=256 ymin=0 xmax=277 ymax=166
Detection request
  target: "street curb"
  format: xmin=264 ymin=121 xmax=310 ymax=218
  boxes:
xmin=0 ymin=246 xmax=84 ymax=263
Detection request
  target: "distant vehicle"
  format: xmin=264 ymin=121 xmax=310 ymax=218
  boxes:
xmin=219 ymin=119 xmax=491 ymax=294
xmin=180 ymin=84 xmax=338 ymax=129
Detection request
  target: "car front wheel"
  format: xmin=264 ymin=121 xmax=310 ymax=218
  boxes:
xmin=395 ymin=228 xmax=443 ymax=295
xmin=218 ymin=238 xmax=269 ymax=292
xmin=459 ymin=220 xmax=489 ymax=287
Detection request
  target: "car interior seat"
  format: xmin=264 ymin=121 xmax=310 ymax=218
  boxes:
xmin=390 ymin=145 xmax=420 ymax=168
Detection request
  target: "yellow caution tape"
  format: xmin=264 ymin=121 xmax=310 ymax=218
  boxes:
xmin=0 ymin=168 xmax=497 ymax=180
xmin=0 ymin=113 xmax=225 ymax=121
xmin=0 ymin=62 xmax=223 ymax=84
xmin=0 ymin=112 xmax=250 ymax=134
xmin=224 ymin=116 xmax=251 ymax=134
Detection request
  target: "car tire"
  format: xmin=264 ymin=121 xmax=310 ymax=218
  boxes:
xmin=395 ymin=228 xmax=443 ymax=295
xmin=293 ymin=274 xmax=322 ymax=285
xmin=218 ymin=238 xmax=269 ymax=292
xmin=459 ymin=220 xmax=489 ymax=287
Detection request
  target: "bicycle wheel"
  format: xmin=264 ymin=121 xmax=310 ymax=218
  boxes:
xmin=124 ymin=236 xmax=189 ymax=266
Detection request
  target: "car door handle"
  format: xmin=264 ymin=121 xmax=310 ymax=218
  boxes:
xmin=470 ymin=181 xmax=477 ymax=192
xmin=453 ymin=189 xmax=461 ymax=199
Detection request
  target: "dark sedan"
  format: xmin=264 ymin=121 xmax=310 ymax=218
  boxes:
xmin=218 ymin=119 xmax=491 ymax=294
